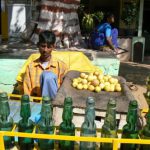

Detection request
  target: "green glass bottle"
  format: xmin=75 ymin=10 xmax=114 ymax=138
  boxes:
xmin=120 ymin=100 xmax=139 ymax=150
xmin=37 ymin=96 xmax=54 ymax=150
xmin=80 ymin=97 xmax=96 ymax=150
xmin=18 ymin=95 xmax=34 ymax=150
xmin=59 ymin=97 xmax=75 ymax=150
xmin=0 ymin=92 xmax=14 ymax=149
xmin=140 ymin=108 xmax=150 ymax=150
xmin=100 ymin=98 xmax=117 ymax=150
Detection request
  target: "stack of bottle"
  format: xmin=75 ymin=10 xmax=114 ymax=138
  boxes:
xmin=0 ymin=91 xmax=150 ymax=150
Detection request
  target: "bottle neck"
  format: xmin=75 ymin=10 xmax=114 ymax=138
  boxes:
xmin=0 ymin=101 xmax=10 ymax=121
xmin=20 ymin=103 xmax=31 ymax=120
xmin=126 ymin=108 xmax=138 ymax=131
xmin=84 ymin=107 xmax=95 ymax=128
xmin=62 ymin=105 xmax=73 ymax=126
xmin=104 ymin=107 xmax=116 ymax=129
xmin=41 ymin=105 xmax=53 ymax=126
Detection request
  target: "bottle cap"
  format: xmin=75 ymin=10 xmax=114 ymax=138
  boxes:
xmin=130 ymin=100 xmax=138 ymax=107
xmin=108 ymin=98 xmax=116 ymax=107
xmin=0 ymin=92 xmax=8 ymax=101
xmin=21 ymin=94 xmax=30 ymax=102
xmin=0 ymin=92 xmax=8 ymax=98
xmin=87 ymin=97 xmax=95 ymax=107
xmin=42 ymin=96 xmax=51 ymax=104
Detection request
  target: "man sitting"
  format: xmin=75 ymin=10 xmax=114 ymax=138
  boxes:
xmin=23 ymin=31 xmax=68 ymax=99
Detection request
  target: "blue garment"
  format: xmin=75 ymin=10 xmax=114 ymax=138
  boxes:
xmin=40 ymin=71 xmax=58 ymax=99
xmin=91 ymin=23 xmax=112 ymax=49
xmin=111 ymin=28 xmax=118 ymax=48
xmin=91 ymin=23 xmax=119 ymax=50
xmin=97 ymin=23 xmax=112 ymax=39
xmin=34 ymin=71 xmax=58 ymax=125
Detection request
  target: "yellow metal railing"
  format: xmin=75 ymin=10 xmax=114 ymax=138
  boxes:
xmin=1 ymin=125 xmax=150 ymax=150
xmin=8 ymin=93 xmax=42 ymax=102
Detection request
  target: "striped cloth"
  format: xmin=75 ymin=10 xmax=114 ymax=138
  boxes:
xmin=31 ymin=0 xmax=82 ymax=48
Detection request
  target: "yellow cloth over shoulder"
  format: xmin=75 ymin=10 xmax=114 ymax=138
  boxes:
xmin=16 ymin=51 xmax=102 ymax=83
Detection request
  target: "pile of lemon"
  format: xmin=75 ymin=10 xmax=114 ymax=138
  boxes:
xmin=72 ymin=71 xmax=121 ymax=92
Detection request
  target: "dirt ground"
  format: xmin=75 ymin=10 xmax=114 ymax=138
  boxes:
xmin=119 ymin=60 xmax=150 ymax=109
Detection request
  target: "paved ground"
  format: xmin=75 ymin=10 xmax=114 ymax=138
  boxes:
xmin=119 ymin=61 xmax=150 ymax=109
xmin=0 ymin=40 xmax=150 ymax=109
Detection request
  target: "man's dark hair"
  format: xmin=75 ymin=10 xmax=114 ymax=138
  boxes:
xmin=39 ymin=30 xmax=56 ymax=45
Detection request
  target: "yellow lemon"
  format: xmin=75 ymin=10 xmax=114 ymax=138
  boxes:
xmin=115 ymin=84 xmax=122 ymax=92
xmin=113 ymin=78 xmax=119 ymax=84
xmin=100 ymin=83 xmax=105 ymax=89
xmin=72 ymin=82 xmax=78 ymax=88
xmin=93 ymin=71 xmax=100 ymax=76
xmin=104 ymin=85 xmax=110 ymax=92
xmin=88 ymin=85 xmax=95 ymax=91
xmin=77 ymin=83 xmax=83 ymax=90
xmin=80 ymin=72 xmax=86 ymax=78
xmin=91 ymin=79 xmax=100 ymax=87
xmin=89 ymin=72 xmax=94 ymax=76
xmin=77 ymin=77 xmax=82 ymax=83
xmin=100 ymin=79 xmax=105 ymax=83
xmin=73 ymin=78 xmax=78 ymax=83
xmin=93 ymin=75 xmax=97 ymax=80
xmin=104 ymin=82 xmax=110 ymax=86
xmin=106 ymin=75 xmax=112 ymax=79
xmin=82 ymin=79 xmax=88 ymax=84
xmin=83 ymin=84 xmax=88 ymax=90
xmin=115 ymin=83 xmax=121 ymax=87
xmin=95 ymin=86 xmax=101 ymax=92
xmin=88 ymin=82 xmax=91 ymax=85
xmin=110 ymin=84 xmax=115 ymax=92
xmin=98 ymin=74 xmax=104 ymax=81
xmin=109 ymin=78 xmax=116 ymax=84
xmin=84 ymin=74 xmax=88 ymax=79
xmin=87 ymin=75 xmax=94 ymax=82
xmin=115 ymin=86 xmax=122 ymax=92
xmin=103 ymin=76 xmax=109 ymax=82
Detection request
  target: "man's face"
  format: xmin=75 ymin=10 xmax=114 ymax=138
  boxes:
xmin=38 ymin=43 xmax=54 ymax=61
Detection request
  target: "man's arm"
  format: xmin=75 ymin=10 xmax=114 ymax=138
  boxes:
xmin=23 ymin=65 xmax=32 ymax=95
xmin=59 ymin=61 xmax=68 ymax=86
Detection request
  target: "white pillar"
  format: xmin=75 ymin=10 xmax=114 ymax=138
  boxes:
xmin=138 ymin=0 xmax=144 ymax=37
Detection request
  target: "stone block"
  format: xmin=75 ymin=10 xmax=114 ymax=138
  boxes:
xmin=92 ymin=52 xmax=120 ymax=76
